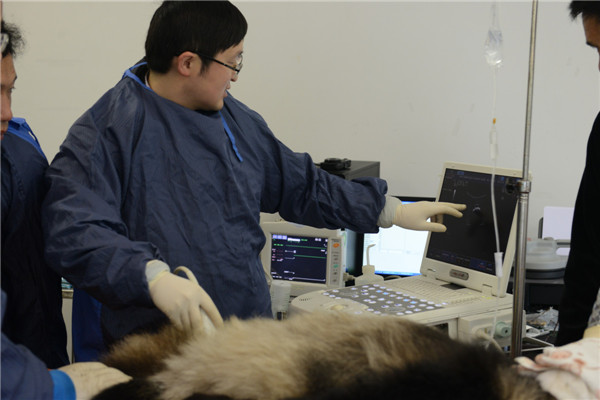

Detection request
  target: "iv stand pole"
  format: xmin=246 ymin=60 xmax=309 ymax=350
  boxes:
xmin=511 ymin=0 xmax=538 ymax=358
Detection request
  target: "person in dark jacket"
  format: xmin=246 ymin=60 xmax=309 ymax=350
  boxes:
xmin=556 ymin=1 xmax=600 ymax=345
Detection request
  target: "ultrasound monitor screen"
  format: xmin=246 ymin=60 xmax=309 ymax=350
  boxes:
xmin=270 ymin=234 xmax=328 ymax=284
xmin=426 ymin=168 xmax=520 ymax=275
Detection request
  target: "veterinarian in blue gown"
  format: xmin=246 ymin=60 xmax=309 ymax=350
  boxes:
xmin=2 ymin=117 xmax=69 ymax=369
xmin=0 ymin=18 xmax=131 ymax=400
xmin=42 ymin=1 xmax=465 ymax=360
xmin=1 ymin=20 xmax=68 ymax=370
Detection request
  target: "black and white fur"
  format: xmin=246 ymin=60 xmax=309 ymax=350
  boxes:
xmin=93 ymin=311 xmax=555 ymax=400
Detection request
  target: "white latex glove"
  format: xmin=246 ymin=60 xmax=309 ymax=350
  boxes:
xmin=378 ymin=197 xmax=465 ymax=232
xmin=58 ymin=362 xmax=131 ymax=400
xmin=394 ymin=201 xmax=465 ymax=232
xmin=148 ymin=269 xmax=224 ymax=332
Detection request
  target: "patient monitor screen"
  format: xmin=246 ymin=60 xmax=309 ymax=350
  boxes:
xmin=426 ymin=168 xmax=520 ymax=275
xmin=269 ymin=234 xmax=328 ymax=284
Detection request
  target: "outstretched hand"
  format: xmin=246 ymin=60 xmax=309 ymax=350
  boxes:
xmin=393 ymin=201 xmax=466 ymax=232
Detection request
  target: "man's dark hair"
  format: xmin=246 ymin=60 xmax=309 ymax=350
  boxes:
xmin=145 ymin=1 xmax=248 ymax=74
xmin=570 ymin=1 xmax=600 ymax=20
xmin=1 ymin=20 xmax=24 ymax=58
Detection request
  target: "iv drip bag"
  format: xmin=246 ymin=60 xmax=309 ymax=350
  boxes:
xmin=484 ymin=2 xmax=503 ymax=68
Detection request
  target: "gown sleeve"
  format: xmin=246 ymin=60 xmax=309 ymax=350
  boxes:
xmin=42 ymin=95 xmax=160 ymax=310
xmin=232 ymin=103 xmax=388 ymax=233
xmin=1 ymin=291 xmax=55 ymax=400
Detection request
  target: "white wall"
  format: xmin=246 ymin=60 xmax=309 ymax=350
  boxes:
xmin=4 ymin=0 xmax=599 ymax=239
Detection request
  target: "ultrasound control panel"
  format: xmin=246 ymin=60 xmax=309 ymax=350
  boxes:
xmin=320 ymin=284 xmax=445 ymax=316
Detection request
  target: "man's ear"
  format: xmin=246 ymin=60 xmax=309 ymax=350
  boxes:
xmin=175 ymin=51 xmax=198 ymax=77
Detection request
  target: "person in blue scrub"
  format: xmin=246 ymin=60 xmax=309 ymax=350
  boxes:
xmin=0 ymin=17 xmax=131 ymax=400
xmin=0 ymin=19 xmax=68 ymax=370
xmin=42 ymin=1 xmax=466 ymax=361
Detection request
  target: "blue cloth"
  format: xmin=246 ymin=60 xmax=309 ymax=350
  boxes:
xmin=1 ymin=118 xmax=69 ymax=368
xmin=5 ymin=117 xmax=47 ymax=157
xmin=43 ymin=63 xmax=387 ymax=355
xmin=1 ymin=291 xmax=56 ymax=400
xmin=49 ymin=370 xmax=76 ymax=400
xmin=72 ymin=289 xmax=103 ymax=362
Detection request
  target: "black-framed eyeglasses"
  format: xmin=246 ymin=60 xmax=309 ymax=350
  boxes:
xmin=194 ymin=51 xmax=243 ymax=75
xmin=1 ymin=33 xmax=9 ymax=54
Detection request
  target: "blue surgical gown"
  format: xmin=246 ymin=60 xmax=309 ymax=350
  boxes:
xmin=43 ymin=63 xmax=387 ymax=350
xmin=1 ymin=118 xmax=69 ymax=369
xmin=1 ymin=291 xmax=56 ymax=400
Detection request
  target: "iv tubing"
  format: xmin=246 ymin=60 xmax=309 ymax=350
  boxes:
xmin=487 ymin=13 xmax=503 ymax=340
xmin=490 ymin=66 xmax=501 ymax=255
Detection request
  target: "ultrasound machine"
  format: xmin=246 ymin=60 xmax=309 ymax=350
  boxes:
xmin=282 ymin=162 xmax=526 ymax=346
